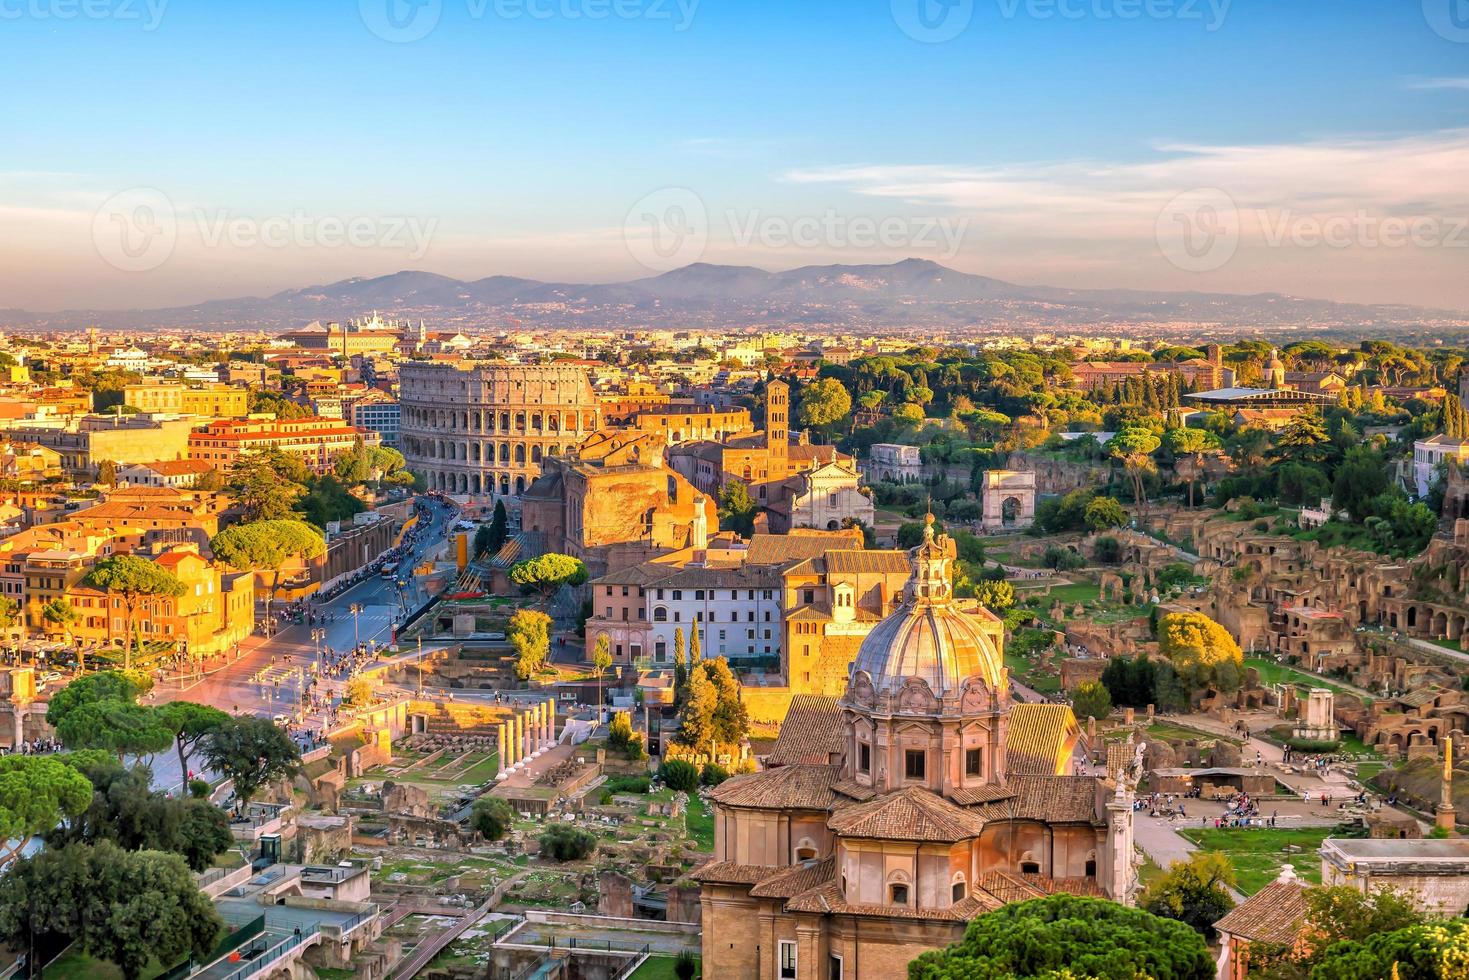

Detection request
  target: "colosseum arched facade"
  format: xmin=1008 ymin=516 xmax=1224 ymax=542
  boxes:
xmin=399 ymin=362 xmax=602 ymax=500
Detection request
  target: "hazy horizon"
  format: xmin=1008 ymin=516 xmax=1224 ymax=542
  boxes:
xmin=4 ymin=1 xmax=1468 ymax=312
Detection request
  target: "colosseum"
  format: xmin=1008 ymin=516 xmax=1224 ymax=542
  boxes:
xmin=399 ymin=361 xmax=602 ymax=499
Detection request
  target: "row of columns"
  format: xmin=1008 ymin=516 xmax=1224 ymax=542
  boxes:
xmin=496 ymin=697 xmax=557 ymax=780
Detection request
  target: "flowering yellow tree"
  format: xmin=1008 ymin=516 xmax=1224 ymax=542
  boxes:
xmin=1156 ymin=612 xmax=1243 ymax=692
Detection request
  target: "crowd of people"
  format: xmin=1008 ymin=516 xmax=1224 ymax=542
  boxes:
xmin=1 ymin=736 xmax=62 ymax=756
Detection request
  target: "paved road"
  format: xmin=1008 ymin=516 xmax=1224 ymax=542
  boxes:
xmin=138 ymin=497 xmax=456 ymax=792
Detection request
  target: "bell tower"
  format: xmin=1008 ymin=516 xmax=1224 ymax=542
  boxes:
xmin=765 ymin=379 xmax=789 ymax=478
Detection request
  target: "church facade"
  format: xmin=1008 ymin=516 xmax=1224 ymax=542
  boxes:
xmin=694 ymin=519 xmax=1138 ymax=980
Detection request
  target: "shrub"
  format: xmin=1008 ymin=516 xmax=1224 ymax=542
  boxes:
xmin=700 ymin=763 xmax=729 ymax=786
xmin=188 ymin=778 xmax=210 ymax=799
xmin=674 ymin=949 xmax=699 ymax=980
xmin=539 ymin=823 xmax=597 ymax=861
xmin=658 ymin=759 xmax=700 ymax=793
xmin=603 ymin=775 xmax=651 ymax=795
xmin=1043 ymin=546 xmax=1087 ymax=571
xmin=471 ymin=797 xmax=515 ymax=842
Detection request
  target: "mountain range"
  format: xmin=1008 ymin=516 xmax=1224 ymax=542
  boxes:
xmin=7 ymin=259 xmax=1466 ymax=334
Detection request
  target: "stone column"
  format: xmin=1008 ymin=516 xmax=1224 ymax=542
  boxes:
xmin=540 ymin=701 xmax=550 ymax=747
xmin=497 ymin=722 xmax=507 ymax=776
xmin=513 ymin=713 xmax=523 ymax=767
xmin=548 ymin=697 xmax=557 ymax=747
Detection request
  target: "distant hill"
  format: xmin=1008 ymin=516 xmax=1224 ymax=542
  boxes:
xmin=7 ymin=259 xmax=1465 ymax=333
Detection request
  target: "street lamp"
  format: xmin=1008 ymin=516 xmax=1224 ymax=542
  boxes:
xmin=416 ymin=635 xmax=423 ymax=695
xmin=350 ymin=603 xmax=363 ymax=648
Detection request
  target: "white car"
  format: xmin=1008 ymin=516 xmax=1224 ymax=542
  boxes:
xmin=272 ymin=714 xmax=290 ymax=726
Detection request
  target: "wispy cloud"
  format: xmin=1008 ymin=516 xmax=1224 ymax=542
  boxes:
xmin=1403 ymin=77 xmax=1469 ymax=91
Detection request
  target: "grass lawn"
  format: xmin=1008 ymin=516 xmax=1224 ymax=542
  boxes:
xmin=1243 ymin=659 xmax=1367 ymax=706
xmin=686 ymin=794 xmax=715 ymax=851
xmin=1145 ymin=721 xmax=1238 ymax=745
xmin=1176 ymin=827 xmax=1334 ymax=895
xmin=1047 ymin=582 xmax=1100 ymax=604
xmin=45 ymin=947 xmax=171 ymax=980
xmin=630 ymin=954 xmax=700 ymax=979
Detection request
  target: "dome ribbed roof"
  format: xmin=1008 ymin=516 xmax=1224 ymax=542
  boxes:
xmin=848 ymin=516 xmax=1006 ymax=700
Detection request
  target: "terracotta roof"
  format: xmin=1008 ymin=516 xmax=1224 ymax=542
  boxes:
xmin=708 ymin=764 xmax=840 ymax=810
xmin=688 ymin=862 xmax=780 ymax=886
xmin=1214 ymin=874 xmax=1309 ymax=945
xmin=749 ymin=857 xmax=835 ymax=898
xmin=828 ymin=787 xmax=984 ymax=843
xmin=830 ymin=778 xmax=878 ymax=802
xmin=767 ymin=696 xmax=845 ymax=767
xmin=821 ymin=550 xmax=910 ymax=574
xmin=1006 ymin=703 xmax=1081 ymax=776
xmin=745 ymin=533 xmax=859 ymax=567
xmin=784 ymin=880 xmax=1000 ymax=920
xmin=945 ymin=783 xmax=1016 ymax=807
xmin=135 ymin=459 xmax=213 ymax=476
xmin=975 ymin=871 xmax=1106 ymax=904
xmin=973 ymin=775 xmax=1099 ymax=824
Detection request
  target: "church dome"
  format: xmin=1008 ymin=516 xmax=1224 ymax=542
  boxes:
xmin=848 ymin=517 xmax=1006 ymax=702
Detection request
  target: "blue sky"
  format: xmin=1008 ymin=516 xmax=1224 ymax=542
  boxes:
xmin=3 ymin=0 xmax=1468 ymax=310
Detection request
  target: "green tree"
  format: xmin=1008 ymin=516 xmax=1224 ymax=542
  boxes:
xmin=1164 ymin=427 xmax=1218 ymax=508
xmin=508 ymin=609 xmax=552 ymax=681
xmin=717 ymin=480 xmax=758 ymax=537
xmin=486 ymin=499 xmax=510 ymax=554
xmin=1070 ymin=680 xmax=1113 ymax=722
xmin=46 ymin=756 xmax=231 ymax=872
xmin=1311 ymin=920 xmax=1469 ymax=980
xmin=210 ymin=519 xmax=326 ymax=629
xmin=227 ymin=449 xmax=307 ymax=520
xmin=155 ymin=700 xmax=230 ymax=794
xmin=592 ymin=633 xmax=613 ymax=715
xmin=96 ymin=459 xmax=117 ymax=485
xmin=0 ymin=755 xmax=94 ymax=867
xmin=47 ymin=671 xmax=174 ymax=760
xmin=675 ymin=665 xmax=718 ymax=755
xmin=1332 ymin=447 xmax=1390 ymax=523
xmin=1084 ymin=496 xmax=1129 ymax=531
xmin=893 ymin=403 xmax=925 ymax=425
xmin=1156 ymin=611 xmax=1244 ymax=692
xmin=471 ymin=797 xmax=514 ymax=841
xmin=608 ymin=710 xmax=645 ymax=759
xmin=201 ymin=716 xmax=301 ymax=814
xmin=796 ymin=377 xmax=853 ymax=434
xmin=658 ymin=759 xmax=700 ymax=793
xmin=1249 ymin=885 xmax=1426 ymax=979
xmin=0 ymin=841 xmax=223 ymax=980
xmin=509 ymin=553 xmax=589 ymax=597
xmin=81 ymin=555 xmax=186 ymax=670
xmin=40 ymin=596 xmax=79 ymax=650
xmin=1108 ymin=427 xmax=1162 ymax=512
xmin=1140 ymin=852 xmax=1236 ymax=940
xmin=539 ymin=823 xmax=597 ymax=861
xmin=972 ymin=579 xmax=1015 ymax=611
xmin=908 ymin=894 xmax=1213 ymax=980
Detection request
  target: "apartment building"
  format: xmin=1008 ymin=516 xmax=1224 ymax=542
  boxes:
xmin=188 ymin=417 xmax=378 ymax=474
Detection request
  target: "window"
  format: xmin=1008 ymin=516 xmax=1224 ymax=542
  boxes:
xmin=1020 ymin=861 xmax=1041 ymax=874
xmin=779 ymin=941 xmax=797 ymax=980
xmin=803 ymin=589 xmax=814 ymax=604
xmin=672 ymin=590 xmax=682 ymax=600
xmin=952 ymin=879 xmax=967 ymax=903
xmin=905 ymin=749 xmax=925 ymax=780
xmin=653 ymin=607 xmax=668 ymax=623
xmin=858 ymin=741 xmax=871 ymax=774
xmin=695 ymin=590 xmax=705 ymax=600
xmin=830 ymin=955 xmax=843 ymax=980
xmin=965 ymin=748 xmax=983 ymax=778
xmin=889 ymin=883 xmax=909 ymax=905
